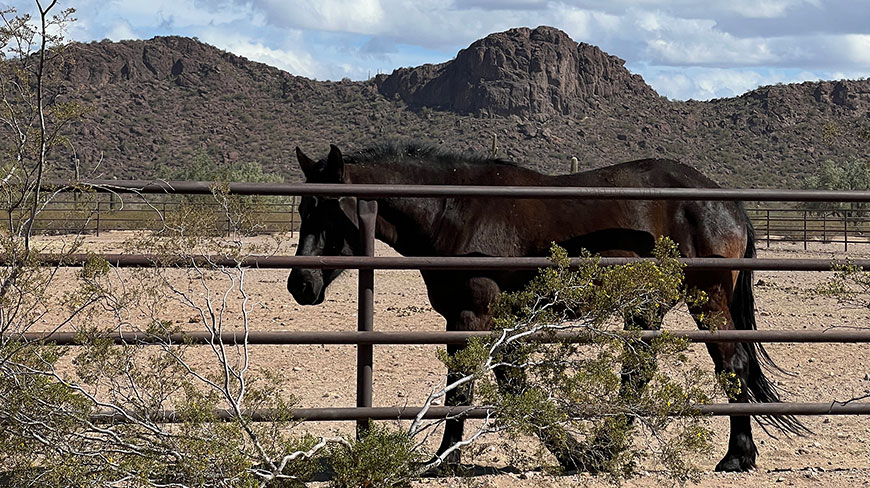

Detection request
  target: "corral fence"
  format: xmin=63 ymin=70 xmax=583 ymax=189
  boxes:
xmin=6 ymin=184 xmax=870 ymax=250
xmin=746 ymin=205 xmax=870 ymax=250
xmin=8 ymin=180 xmax=870 ymax=431
xmin=0 ymin=192 xmax=298 ymax=236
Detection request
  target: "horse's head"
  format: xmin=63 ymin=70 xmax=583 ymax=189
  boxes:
xmin=287 ymin=145 xmax=360 ymax=305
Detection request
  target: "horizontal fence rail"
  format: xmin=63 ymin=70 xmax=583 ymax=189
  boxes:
xmin=3 ymin=253 xmax=869 ymax=271
xmin=12 ymin=329 xmax=870 ymax=345
xmin=9 ymin=181 xmax=870 ymax=250
xmin=41 ymin=179 xmax=870 ymax=201
xmin=86 ymin=402 xmax=870 ymax=424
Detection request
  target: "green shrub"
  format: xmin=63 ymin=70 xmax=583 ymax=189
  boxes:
xmin=330 ymin=422 xmax=423 ymax=488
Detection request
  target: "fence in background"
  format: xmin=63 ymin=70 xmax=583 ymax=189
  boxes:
xmin=747 ymin=206 xmax=870 ymax=250
xmin=5 ymin=189 xmax=870 ymax=251
xmin=0 ymin=193 xmax=297 ymax=236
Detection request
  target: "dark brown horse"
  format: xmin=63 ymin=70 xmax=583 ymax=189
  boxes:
xmin=287 ymin=142 xmax=803 ymax=472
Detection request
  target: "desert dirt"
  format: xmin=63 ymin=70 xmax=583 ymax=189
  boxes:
xmin=26 ymin=231 xmax=870 ymax=487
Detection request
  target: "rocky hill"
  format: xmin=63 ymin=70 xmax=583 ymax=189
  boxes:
xmin=376 ymin=26 xmax=658 ymax=118
xmin=32 ymin=26 xmax=870 ymax=187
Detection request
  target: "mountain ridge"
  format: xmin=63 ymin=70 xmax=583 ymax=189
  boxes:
xmin=37 ymin=26 xmax=870 ymax=188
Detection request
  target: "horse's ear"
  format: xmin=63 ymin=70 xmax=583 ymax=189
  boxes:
xmin=325 ymin=144 xmax=344 ymax=182
xmin=295 ymin=147 xmax=318 ymax=178
xmin=338 ymin=196 xmax=359 ymax=229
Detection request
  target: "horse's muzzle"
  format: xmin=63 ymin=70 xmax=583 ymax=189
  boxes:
xmin=287 ymin=269 xmax=324 ymax=305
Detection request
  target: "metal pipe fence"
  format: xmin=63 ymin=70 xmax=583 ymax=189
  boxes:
xmin=37 ymin=179 xmax=870 ymax=201
xmin=9 ymin=182 xmax=870 ymax=252
xmin=746 ymin=206 xmax=870 ymax=250
xmin=15 ymin=329 xmax=870 ymax=346
xmin=6 ymin=180 xmax=870 ymax=424
xmin=0 ymin=195 xmax=298 ymax=236
xmin=85 ymin=402 xmax=870 ymax=425
xmin=4 ymin=253 xmax=869 ymax=271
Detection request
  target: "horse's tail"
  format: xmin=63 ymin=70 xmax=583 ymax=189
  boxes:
xmin=730 ymin=210 xmax=809 ymax=436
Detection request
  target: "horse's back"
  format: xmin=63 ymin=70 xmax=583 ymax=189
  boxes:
xmin=431 ymin=157 xmax=747 ymax=260
xmin=554 ymin=158 xmax=747 ymax=260
xmin=562 ymin=158 xmax=719 ymax=189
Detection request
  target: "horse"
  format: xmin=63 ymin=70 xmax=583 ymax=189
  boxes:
xmin=286 ymin=142 xmax=804 ymax=472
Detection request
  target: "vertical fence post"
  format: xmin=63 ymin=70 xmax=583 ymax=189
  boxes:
xmin=803 ymin=210 xmax=808 ymax=250
xmin=95 ymin=200 xmax=100 ymax=237
xmin=844 ymin=214 xmax=849 ymax=252
xmin=766 ymin=210 xmax=770 ymax=248
xmin=356 ymin=200 xmax=377 ymax=437
xmin=823 ymin=212 xmax=827 ymax=243
xmin=291 ymin=196 xmax=296 ymax=237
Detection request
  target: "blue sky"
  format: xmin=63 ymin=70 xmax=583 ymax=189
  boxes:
xmin=6 ymin=0 xmax=870 ymax=100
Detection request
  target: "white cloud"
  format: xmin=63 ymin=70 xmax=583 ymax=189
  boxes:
xmin=642 ymin=65 xmax=865 ymax=100
xmin=197 ymin=29 xmax=322 ymax=79
xmin=253 ymin=0 xmax=386 ymax=34
xmin=106 ymin=20 xmax=136 ymax=41
xmin=646 ymin=68 xmax=768 ymax=100
xmin=634 ymin=10 xmax=664 ymax=32
xmin=108 ymin=0 xmax=255 ymax=29
xmin=454 ymin=0 xmax=551 ymax=10
xmin=624 ymin=11 xmax=779 ymax=66
xmin=842 ymin=34 xmax=870 ymax=65
xmin=727 ymin=0 xmax=795 ymax=18
xmin=646 ymin=36 xmax=778 ymax=66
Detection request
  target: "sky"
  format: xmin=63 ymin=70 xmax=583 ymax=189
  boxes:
xmin=5 ymin=0 xmax=870 ymax=101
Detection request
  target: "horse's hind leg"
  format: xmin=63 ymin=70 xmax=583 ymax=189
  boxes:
xmin=619 ymin=312 xmax=665 ymax=398
xmin=493 ymin=355 xmax=587 ymax=472
xmin=598 ymin=251 xmax=665 ymax=404
xmin=580 ymin=311 xmax=666 ymax=471
xmin=491 ymin=310 xmax=667 ymax=473
xmin=689 ymin=271 xmax=757 ymax=472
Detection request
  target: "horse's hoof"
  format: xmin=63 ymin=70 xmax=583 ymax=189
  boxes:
xmin=554 ymin=450 xmax=607 ymax=475
xmin=421 ymin=459 xmax=471 ymax=477
xmin=572 ymin=437 xmax=620 ymax=474
xmin=555 ymin=456 xmax=581 ymax=475
xmin=714 ymin=454 xmax=756 ymax=472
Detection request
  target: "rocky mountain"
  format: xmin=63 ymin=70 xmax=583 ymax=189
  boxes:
xmin=29 ymin=26 xmax=870 ymax=187
xmin=376 ymin=26 xmax=658 ymax=118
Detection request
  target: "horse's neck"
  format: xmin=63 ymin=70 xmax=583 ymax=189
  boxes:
xmin=346 ymin=165 xmax=446 ymax=256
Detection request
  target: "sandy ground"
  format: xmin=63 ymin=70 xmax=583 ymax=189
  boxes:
xmin=23 ymin=232 xmax=870 ymax=486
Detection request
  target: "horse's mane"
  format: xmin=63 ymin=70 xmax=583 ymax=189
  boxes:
xmin=347 ymin=141 xmax=520 ymax=169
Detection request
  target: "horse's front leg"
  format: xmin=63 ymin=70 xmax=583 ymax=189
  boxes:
xmin=430 ymin=276 xmax=501 ymax=469
xmin=441 ymin=311 xmax=582 ymax=469
xmin=433 ymin=309 xmax=492 ymax=469
xmin=434 ymin=340 xmax=472 ymax=467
